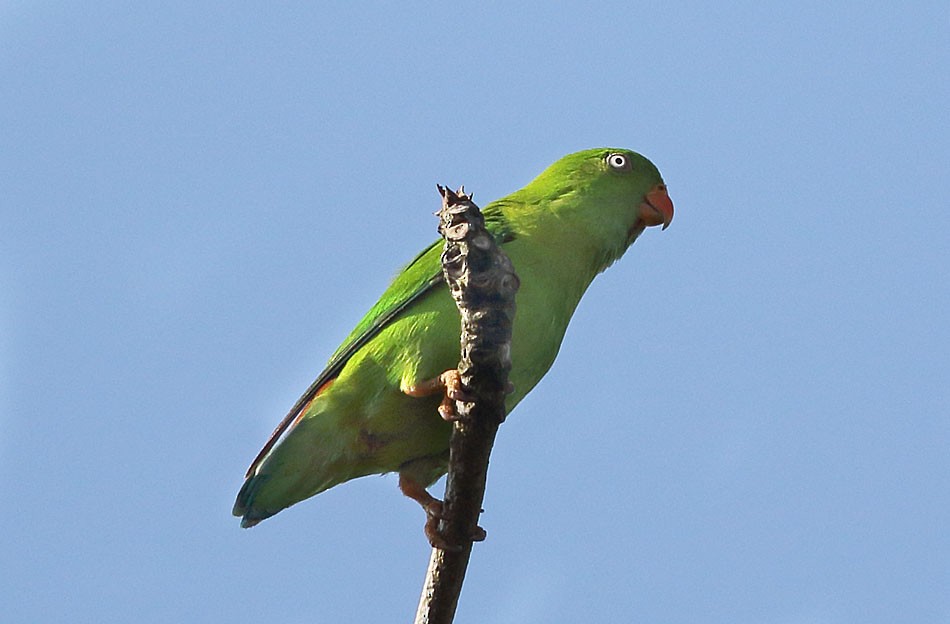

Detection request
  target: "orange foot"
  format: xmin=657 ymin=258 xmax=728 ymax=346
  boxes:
xmin=398 ymin=473 xmax=485 ymax=549
xmin=402 ymin=369 xmax=473 ymax=421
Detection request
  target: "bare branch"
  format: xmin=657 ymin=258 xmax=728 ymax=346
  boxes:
xmin=414 ymin=185 xmax=519 ymax=624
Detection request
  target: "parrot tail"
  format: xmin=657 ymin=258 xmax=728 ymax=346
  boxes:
xmin=232 ymin=474 xmax=273 ymax=528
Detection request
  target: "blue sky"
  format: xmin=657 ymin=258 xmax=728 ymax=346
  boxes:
xmin=2 ymin=2 xmax=948 ymax=622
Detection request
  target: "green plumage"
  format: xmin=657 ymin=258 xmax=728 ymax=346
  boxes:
xmin=234 ymin=147 xmax=672 ymax=527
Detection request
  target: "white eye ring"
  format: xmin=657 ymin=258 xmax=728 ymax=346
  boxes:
xmin=606 ymin=153 xmax=630 ymax=171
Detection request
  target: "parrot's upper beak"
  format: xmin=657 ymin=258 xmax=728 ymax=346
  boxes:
xmin=639 ymin=184 xmax=674 ymax=230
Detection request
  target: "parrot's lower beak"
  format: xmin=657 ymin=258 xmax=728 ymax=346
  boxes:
xmin=639 ymin=184 xmax=674 ymax=230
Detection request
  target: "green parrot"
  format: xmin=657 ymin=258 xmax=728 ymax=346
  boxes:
xmin=233 ymin=147 xmax=673 ymax=541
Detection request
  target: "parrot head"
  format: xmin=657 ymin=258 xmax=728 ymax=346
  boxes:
xmin=512 ymin=147 xmax=673 ymax=261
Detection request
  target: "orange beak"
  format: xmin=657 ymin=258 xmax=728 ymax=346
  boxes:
xmin=639 ymin=183 xmax=674 ymax=230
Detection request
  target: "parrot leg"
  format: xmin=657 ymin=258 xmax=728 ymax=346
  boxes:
xmin=401 ymin=369 xmax=472 ymax=421
xmin=398 ymin=472 xmax=450 ymax=549
xmin=398 ymin=472 xmax=486 ymax=549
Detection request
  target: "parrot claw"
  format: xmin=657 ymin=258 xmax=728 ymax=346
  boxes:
xmin=422 ymin=501 xmax=487 ymax=550
xmin=421 ymin=500 xmax=455 ymax=550
xmin=402 ymin=369 xmax=472 ymax=421
xmin=399 ymin=472 xmax=485 ymax=550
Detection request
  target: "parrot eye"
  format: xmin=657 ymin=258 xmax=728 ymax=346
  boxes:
xmin=606 ymin=153 xmax=631 ymax=171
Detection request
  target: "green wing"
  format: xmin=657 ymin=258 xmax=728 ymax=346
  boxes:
xmin=243 ymin=203 xmax=514 ymax=478
xmin=242 ymin=241 xmax=443 ymax=477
